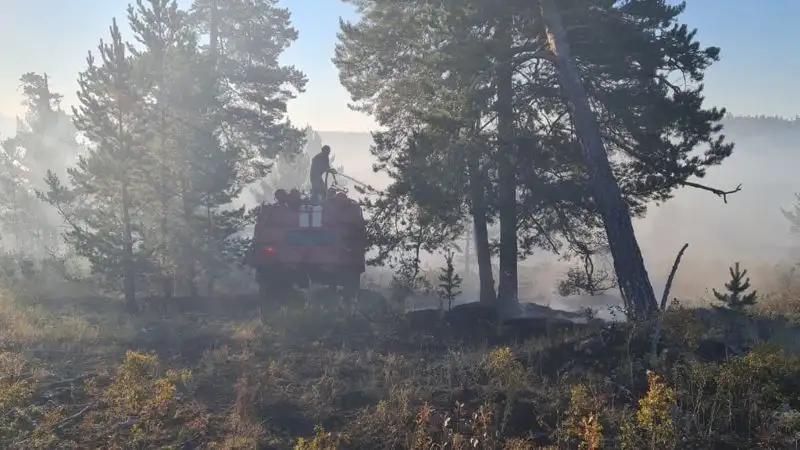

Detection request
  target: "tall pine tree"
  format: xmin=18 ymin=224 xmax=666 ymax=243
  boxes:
xmin=180 ymin=0 xmax=310 ymax=294
xmin=127 ymin=0 xmax=198 ymax=296
xmin=41 ymin=19 xmax=148 ymax=310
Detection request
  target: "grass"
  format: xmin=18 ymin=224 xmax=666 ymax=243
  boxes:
xmin=2 ymin=283 xmax=800 ymax=448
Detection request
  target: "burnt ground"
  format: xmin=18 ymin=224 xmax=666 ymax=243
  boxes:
xmin=2 ymin=288 xmax=800 ymax=449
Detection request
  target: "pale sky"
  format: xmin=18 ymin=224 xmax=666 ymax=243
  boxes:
xmin=1 ymin=1 xmax=798 ymax=133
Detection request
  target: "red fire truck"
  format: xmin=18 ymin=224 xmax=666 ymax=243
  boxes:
xmin=245 ymin=181 xmax=366 ymax=300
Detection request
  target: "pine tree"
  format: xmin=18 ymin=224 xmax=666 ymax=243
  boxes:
xmin=781 ymin=193 xmax=800 ymax=234
xmin=0 ymin=136 xmax=34 ymax=250
xmin=182 ymin=0 xmax=308 ymax=294
xmin=713 ymin=262 xmax=758 ymax=311
xmin=437 ymin=247 xmax=463 ymax=311
xmin=127 ymin=0 xmax=199 ymax=297
xmin=335 ymin=0 xmax=735 ymax=317
xmin=16 ymin=73 xmax=79 ymax=184
xmin=189 ymin=0 xmax=307 ymax=162
xmin=5 ymin=73 xmax=80 ymax=255
xmin=40 ymin=19 xmax=148 ymax=311
xmin=122 ymin=0 xmax=271 ymax=296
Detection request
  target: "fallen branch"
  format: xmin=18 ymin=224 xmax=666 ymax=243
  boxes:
xmin=650 ymin=243 xmax=690 ymax=367
xmin=53 ymin=402 xmax=96 ymax=432
xmin=42 ymin=373 xmax=92 ymax=391
xmin=682 ymin=181 xmax=742 ymax=203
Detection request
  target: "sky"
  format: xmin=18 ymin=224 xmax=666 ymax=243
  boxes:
xmin=0 ymin=0 xmax=799 ymax=134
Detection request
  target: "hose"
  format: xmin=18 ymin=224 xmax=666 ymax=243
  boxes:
xmin=332 ymin=172 xmax=378 ymax=192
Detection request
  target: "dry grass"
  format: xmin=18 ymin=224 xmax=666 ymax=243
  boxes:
xmin=0 ymin=287 xmax=137 ymax=355
xmin=2 ymin=280 xmax=800 ymax=449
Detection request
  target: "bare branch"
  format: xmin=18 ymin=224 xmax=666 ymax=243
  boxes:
xmin=661 ymin=243 xmax=689 ymax=311
xmin=599 ymin=132 xmax=742 ymax=204
xmin=681 ymin=181 xmax=742 ymax=203
xmin=650 ymin=242 xmax=689 ymax=368
xmin=54 ymin=403 xmax=96 ymax=432
xmin=530 ymin=217 xmax=560 ymax=254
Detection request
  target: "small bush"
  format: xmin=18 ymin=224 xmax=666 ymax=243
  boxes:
xmin=294 ymin=425 xmax=340 ymax=449
xmin=558 ymin=384 xmax=605 ymax=449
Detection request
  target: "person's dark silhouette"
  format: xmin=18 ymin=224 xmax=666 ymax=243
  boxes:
xmin=310 ymin=145 xmax=334 ymax=201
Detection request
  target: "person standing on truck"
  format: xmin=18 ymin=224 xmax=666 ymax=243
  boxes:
xmin=310 ymin=145 xmax=336 ymax=201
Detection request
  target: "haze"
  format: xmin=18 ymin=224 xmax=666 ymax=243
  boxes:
xmin=1 ymin=0 xmax=799 ymax=310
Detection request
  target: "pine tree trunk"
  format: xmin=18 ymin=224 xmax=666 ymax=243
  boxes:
xmin=210 ymin=0 xmax=219 ymax=63
xmin=468 ymin=155 xmax=497 ymax=304
xmin=204 ymin=0 xmax=219 ymax=300
xmin=463 ymin=223 xmax=471 ymax=277
xmin=539 ymin=0 xmax=657 ymax=318
xmin=180 ymin=184 xmax=198 ymax=298
xmin=160 ymin=215 xmax=173 ymax=298
xmin=205 ymin=204 xmax=215 ymax=296
xmin=158 ymin=98 xmax=172 ymax=299
xmin=121 ymin=183 xmax=137 ymax=312
xmin=495 ymin=17 xmax=518 ymax=308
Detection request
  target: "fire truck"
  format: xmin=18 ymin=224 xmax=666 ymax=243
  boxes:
xmin=245 ymin=176 xmax=367 ymax=300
